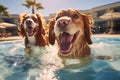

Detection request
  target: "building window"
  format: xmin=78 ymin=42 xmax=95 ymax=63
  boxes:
xmin=94 ymin=21 xmax=108 ymax=33
xmin=114 ymin=19 xmax=120 ymax=31
xmin=97 ymin=10 xmax=106 ymax=18
xmin=113 ymin=7 xmax=120 ymax=12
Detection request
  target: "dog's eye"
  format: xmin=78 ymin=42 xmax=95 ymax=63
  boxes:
xmin=72 ymin=14 xmax=79 ymax=19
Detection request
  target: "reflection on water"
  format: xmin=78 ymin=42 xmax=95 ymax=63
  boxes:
xmin=0 ymin=37 xmax=120 ymax=80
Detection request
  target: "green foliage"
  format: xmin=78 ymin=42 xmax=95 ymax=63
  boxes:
xmin=22 ymin=0 xmax=44 ymax=14
xmin=0 ymin=4 xmax=10 ymax=16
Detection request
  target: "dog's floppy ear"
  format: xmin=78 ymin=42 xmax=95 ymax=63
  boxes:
xmin=48 ymin=18 xmax=56 ymax=45
xmin=75 ymin=10 xmax=92 ymax=44
xmin=83 ymin=14 xmax=92 ymax=44
xmin=82 ymin=14 xmax=92 ymax=44
xmin=36 ymin=13 xmax=45 ymax=35
xmin=17 ymin=13 xmax=27 ymax=37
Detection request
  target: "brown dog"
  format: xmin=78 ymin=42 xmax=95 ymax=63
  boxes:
xmin=48 ymin=9 xmax=92 ymax=61
xmin=18 ymin=13 xmax=48 ymax=48
xmin=18 ymin=13 xmax=48 ymax=57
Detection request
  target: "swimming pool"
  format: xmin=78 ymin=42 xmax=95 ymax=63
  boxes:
xmin=0 ymin=37 xmax=120 ymax=80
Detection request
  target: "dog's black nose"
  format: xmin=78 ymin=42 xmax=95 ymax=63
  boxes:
xmin=57 ymin=19 xmax=69 ymax=28
xmin=26 ymin=20 xmax=32 ymax=25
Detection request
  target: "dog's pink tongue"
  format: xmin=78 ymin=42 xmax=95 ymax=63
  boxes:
xmin=27 ymin=29 xmax=33 ymax=36
xmin=59 ymin=32 xmax=73 ymax=53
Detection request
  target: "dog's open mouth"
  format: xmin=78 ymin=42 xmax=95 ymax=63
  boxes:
xmin=59 ymin=31 xmax=79 ymax=54
xmin=26 ymin=26 xmax=37 ymax=36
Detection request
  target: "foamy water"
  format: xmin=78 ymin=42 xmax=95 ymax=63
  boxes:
xmin=0 ymin=37 xmax=120 ymax=80
xmin=0 ymin=41 xmax=64 ymax=80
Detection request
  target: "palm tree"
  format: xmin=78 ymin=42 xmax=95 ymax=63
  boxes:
xmin=0 ymin=5 xmax=9 ymax=16
xmin=22 ymin=0 xmax=44 ymax=14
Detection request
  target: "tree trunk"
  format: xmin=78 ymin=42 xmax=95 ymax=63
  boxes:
xmin=32 ymin=6 xmax=35 ymax=14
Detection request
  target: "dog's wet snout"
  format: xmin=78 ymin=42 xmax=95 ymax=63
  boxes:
xmin=57 ymin=19 xmax=69 ymax=28
xmin=26 ymin=19 xmax=32 ymax=25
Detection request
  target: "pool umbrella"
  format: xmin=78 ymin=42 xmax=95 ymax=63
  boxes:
xmin=99 ymin=12 xmax=120 ymax=33
xmin=0 ymin=22 xmax=16 ymax=28
xmin=0 ymin=22 xmax=16 ymax=37
xmin=99 ymin=12 xmax=120 ymax=19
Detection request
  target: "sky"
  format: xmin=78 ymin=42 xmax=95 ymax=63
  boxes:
xmin=0 ymin=0 xmax=120 ymax=16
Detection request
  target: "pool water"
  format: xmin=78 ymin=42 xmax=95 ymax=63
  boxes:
xmin=0 ymin=37 xmax=120 ymax=80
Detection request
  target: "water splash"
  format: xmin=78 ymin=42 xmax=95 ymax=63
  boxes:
xmin=39 ymin=46 xmax=64 ymax=80
xmin=90 ymin=42 xmax=120 ymax=57
xmin=26 ymin=45 xmax=64 ymax=80
xmin=0 ymin=41 xmax=64 ymax=80
xmin=0 ymin=38 xmax=120 ymax=80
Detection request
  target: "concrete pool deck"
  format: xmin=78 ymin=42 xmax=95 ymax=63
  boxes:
xmin=92 ymin=34 xmax=120 ymax=38
xmin=0 ymin=36 xmax=23 ymax=42
xmin=0 ymin=34 xmax=120 ymax=42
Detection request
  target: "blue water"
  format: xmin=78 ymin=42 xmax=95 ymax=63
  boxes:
xmin=0 ymin=37 xmax=120 ymax=80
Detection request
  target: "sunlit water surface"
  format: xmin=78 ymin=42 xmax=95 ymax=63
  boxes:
xmin=0 ymin=37 xmax=120 ymax=80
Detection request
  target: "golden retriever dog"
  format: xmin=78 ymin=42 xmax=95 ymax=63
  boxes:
xmin=18 ymin=13 xmax=48 ymax=57
xmin=48 ymin=9 xmax=92 ymax=63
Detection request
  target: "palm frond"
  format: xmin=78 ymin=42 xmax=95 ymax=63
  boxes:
xmin=22 ymin=0 xmax=44 ymax=13
xmin=22 ymin=4 xmax=31 ymax=8
xmin=0 ymin=5 xmax=8 ymax=13
xmin=0 ymin=4 xmax=10 ymax=16
xmin=3 ymin=11 xmax=10 ymax=16
xmin=36 ymin=3 xmax=44 ymax=10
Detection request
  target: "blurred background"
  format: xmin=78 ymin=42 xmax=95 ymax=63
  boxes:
xmin=0 ymin=0 xmax=120 ymax=37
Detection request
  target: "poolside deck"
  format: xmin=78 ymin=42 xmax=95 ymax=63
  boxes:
xmin=92 ymin=34 xmax=120 ymax=38
xmin=0 ymin=34 xmax=120 ymax=42
xmin=0 ymin=36 xmax=23 ymax=42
